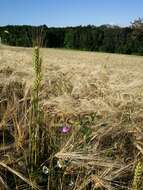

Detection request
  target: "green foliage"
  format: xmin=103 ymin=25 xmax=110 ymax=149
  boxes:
xmin=1 ymin=19 xmax=143 ymax=55
xmin=64 ymin=30 xmax=75 ymax=48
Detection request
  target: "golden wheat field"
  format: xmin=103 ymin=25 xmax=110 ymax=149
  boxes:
xmin=1 ymin=45 xmax=143 ymax=114
xmin=0 ymin=45 xmax=143 ymax=189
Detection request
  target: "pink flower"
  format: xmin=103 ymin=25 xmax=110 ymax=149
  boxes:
xmin=59 ymin=125 xmax=71 ymax=134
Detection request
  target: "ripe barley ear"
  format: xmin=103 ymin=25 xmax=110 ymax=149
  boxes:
xmin=132 ymin=161 xmax=143 ymax=190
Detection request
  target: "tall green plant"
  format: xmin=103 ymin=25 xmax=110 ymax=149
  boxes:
xmin=29 ymin=46 xmax=42 ymax=171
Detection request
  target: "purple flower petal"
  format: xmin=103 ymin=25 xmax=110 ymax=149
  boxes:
xmin=59 ymin=125 xmax=71 ymax=134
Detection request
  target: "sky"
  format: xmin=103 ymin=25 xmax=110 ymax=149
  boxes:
xmin=0 ymin=0 xmax=143 ymax=27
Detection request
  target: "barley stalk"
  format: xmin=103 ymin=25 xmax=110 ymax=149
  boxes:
xmin=132 ymin=161 xmax=143 ymax=190
xmin=29 ymin=46 xmax=42 ymax=171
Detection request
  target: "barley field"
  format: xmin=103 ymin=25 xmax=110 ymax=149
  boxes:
xmin=0 ymin=45 xmax=143 ymax=189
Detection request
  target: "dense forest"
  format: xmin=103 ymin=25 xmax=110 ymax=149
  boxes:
xmin=1 ymin=18 xmax=143 ymax=55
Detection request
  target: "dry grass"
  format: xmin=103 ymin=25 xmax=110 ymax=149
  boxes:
xmin=0 ymin=45 xmax=143 ymax=189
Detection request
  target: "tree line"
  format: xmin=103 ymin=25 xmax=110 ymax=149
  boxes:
xmin=0 ymin=18 xmax=143 ymax=55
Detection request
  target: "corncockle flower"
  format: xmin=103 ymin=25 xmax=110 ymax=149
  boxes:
xmin=59 ymin=125 xmax=71 ymax=134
